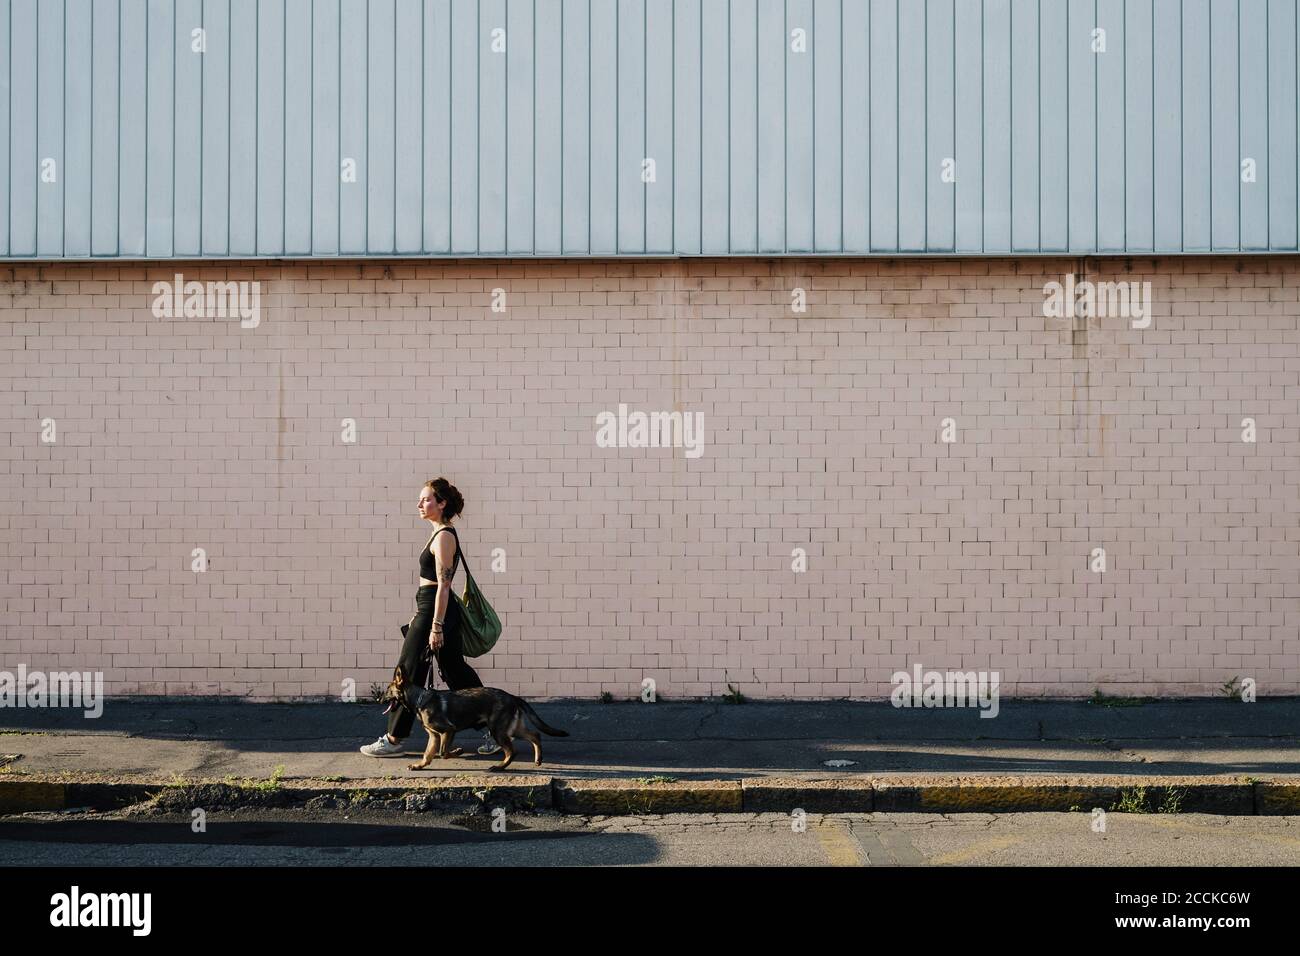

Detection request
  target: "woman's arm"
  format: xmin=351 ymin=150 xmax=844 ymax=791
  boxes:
xmin=429 ymin=531 xmax=457 ymax=650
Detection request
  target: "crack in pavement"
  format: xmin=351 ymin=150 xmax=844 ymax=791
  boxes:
xmin=690 ymin=703 xmax=721 ymax=739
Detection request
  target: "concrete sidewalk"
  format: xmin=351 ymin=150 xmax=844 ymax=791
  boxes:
xmin=2 ymin=698 xmax=1298 ymax=815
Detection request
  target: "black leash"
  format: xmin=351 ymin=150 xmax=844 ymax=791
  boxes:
xmin=421 ymin=645 xmax=437 ymax=691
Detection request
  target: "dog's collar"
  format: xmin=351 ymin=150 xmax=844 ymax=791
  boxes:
xmin=388 ymin=684 xmax=436 ymax=714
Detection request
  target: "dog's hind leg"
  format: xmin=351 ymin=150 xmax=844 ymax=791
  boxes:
xmin=437 ymin=731 xmax=465 ymax=759
xmin=521 ymin=728 xmax=543 ymax=766
xmin=491 ymin=738 xmax=515 ymax=772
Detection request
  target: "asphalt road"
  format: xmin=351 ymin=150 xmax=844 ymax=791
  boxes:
xmin=1 ymin=809 xmax=1298 ymax=866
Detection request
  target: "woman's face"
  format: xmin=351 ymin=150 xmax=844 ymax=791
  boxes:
xmin=417 ymin=486 xmax=443 ymax=521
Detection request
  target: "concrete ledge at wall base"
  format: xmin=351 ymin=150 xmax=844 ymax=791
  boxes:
xmin=3 ymin=772 xmax=1299 ymax=816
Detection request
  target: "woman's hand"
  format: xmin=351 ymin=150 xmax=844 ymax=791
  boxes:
xmin=428 ymin=630 xmax=443 ymax=651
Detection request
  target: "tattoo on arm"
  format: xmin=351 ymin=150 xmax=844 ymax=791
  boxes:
xmin=433 ymin=532 xmax=457 ymax=585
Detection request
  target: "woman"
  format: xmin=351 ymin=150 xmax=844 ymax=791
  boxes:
xmin=360 ymin=477 xmax=500 ymax=757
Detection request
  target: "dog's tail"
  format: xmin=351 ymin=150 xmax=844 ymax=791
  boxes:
xmin=520 ymin=700 xmax=569 ymax=737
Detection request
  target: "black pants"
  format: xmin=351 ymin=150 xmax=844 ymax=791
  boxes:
xmin=387 ymin=585 xmax=483 ymax=740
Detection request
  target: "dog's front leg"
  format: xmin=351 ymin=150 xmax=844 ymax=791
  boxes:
xmin=409 ymin=733 xmax=438 ymax=770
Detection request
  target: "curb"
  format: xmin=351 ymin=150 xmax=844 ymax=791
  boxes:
xmin=0 ymin=777 xmax=553 ymax=815
xmin=555 ymin=779 xmax=744 ymax=814
xmin=1 ymin=774 xmax=1297 ymax=816
xmin=865 ymin=778 xmax=1257 ymax=815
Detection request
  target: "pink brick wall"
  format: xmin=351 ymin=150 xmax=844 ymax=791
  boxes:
xmin=2 ymin=256 xmax=1298 ymax=700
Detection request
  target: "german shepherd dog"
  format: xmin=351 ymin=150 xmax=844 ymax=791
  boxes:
xmin=380 ymin=666 xmax=569 ymax=771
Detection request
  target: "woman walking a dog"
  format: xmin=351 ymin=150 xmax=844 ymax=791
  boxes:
xmin=360 ymin=477 xmax=500 ymax=757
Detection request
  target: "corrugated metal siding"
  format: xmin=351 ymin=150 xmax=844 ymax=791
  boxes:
xmin=2 ymin=0 xmax=1298 ymax=259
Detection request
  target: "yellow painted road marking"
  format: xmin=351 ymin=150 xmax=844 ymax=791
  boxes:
xmin=929 ymin=835 xmax=1024 ymax=866
xmin=1137 ymin=817 xmax=1227 ymax=834
xmin=815 ymin=823 xmax=864 ymax=867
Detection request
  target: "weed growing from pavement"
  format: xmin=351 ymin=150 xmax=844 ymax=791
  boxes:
xmin=1159 ymin=788 xmax=1186 ymax=813
xmin=1114 ymin=787 xmax=1149 ymax=812
xmin=599 ymin=692 xmax=613 ymax=703
xmin=1089 ymin=691 xmax=1150 ymax=708
xmin=248 ymin=766 xmax=286 ymax=792
xmin=722 ymin=683 xmax=745 ymax=704
xmin=1112 ymin=787 xmax=1186 ymax=813
xmin=219 ymin=766 xmax=286 ymax=792
xmin=1220 ymin=676 xmax=1246 ymax=700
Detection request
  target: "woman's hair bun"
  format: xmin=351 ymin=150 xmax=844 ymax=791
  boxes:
xmin=427 ymin=477 xmax=464 ymax=520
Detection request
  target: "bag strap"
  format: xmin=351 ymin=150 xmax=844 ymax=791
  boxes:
xmin=431 ymin=525 xmax=470 ymax=579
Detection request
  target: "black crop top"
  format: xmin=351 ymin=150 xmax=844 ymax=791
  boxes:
xmin=419 ymin=526 xmax=460 ymax=582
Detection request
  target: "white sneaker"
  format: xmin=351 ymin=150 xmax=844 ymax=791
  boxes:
xmin=360 ymin=735 xmax=404 ymax=757
xmin=477 ymin=731 xmax=502 ymax=755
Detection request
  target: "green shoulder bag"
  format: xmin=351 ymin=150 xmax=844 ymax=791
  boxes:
xmin=451 ymin=538 xmax=502 ymax=658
